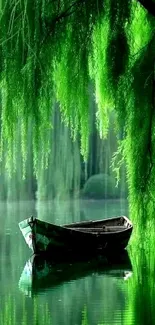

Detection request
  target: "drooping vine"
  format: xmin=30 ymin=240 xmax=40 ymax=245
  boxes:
xmin=0 ymin=0 xmax=155 ymax=221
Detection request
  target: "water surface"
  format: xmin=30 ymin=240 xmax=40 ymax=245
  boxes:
xmin=0 ymin=199 xmax=154 ymax=325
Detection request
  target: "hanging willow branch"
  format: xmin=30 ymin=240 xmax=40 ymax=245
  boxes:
xmin=147 ymin=62 xmax=155 ymax=183
xmin=1 ymin=0 xmax=155 ymax=223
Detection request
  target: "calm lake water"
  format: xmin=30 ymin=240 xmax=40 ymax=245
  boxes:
xmin=0 ymin=199 xmax=154 ymax=325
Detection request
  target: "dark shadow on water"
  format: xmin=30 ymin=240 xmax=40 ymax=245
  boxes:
xmin=19 ymin=250 xmax=132 ymax=297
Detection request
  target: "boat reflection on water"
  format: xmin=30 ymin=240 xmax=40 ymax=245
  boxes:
xmin=19 ymin=250 xmax=132 ymax=297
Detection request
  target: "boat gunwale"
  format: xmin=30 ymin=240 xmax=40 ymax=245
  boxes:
xmin=28 ymin=215 xmax=133 ymax=236
xmin=67 ymin=226 xmax=132 ymax=235
xmin=63 ymin=216 xmax=132 ymax=234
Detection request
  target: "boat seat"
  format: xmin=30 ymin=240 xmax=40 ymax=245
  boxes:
xmin=68 ymin=226 xmax=126 ymax=233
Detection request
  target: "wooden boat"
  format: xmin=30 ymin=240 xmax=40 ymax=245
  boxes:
xmin=19 ymin=215 xmax=133 ymax=255
xmin=19 ymin=250 xmax=132 ymax=296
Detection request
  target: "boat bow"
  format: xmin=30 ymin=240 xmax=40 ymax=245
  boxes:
xmin=19 ymin=216 xmax=35 ymax=252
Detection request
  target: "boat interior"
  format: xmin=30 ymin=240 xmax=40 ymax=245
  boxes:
xmin=64 ymin=216 xmax=132 ymax=234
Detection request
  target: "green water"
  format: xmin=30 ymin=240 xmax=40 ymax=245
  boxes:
xmin=0 ymin=199 xmax=154 ymax=325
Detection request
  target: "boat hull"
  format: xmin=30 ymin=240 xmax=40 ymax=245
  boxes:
xmin=19 ymin=216 xmax=133 ymax=255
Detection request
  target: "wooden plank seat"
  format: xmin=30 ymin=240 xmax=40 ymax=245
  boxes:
xmin=68 ymin=226 xmax=127 ymax=233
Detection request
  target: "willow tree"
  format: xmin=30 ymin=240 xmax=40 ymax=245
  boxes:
xmin=0 ymin=0 xmax=155 ymax=223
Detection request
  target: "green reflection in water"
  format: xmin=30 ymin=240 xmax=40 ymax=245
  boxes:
xmin=0 ymin=200 xmax=130 ymax=325
xmin=79 ymin=222 xmax=155 ymax=325
xmin=3 ymin=200 xmax=154 ymax=325
xmin=1 ymin=260 xmax=130 ymax=325
xmin=82 ymin=306 xmax=88 ymax=325
xmin=33 ymin=298 xmax=52 ymax=325
xmin=126 ymin=224 xmax=155 ymax=325
xmin=0 ymin=296 xmax=52 ymax=325
xmin=36 ymin=198 xmax=128 ymax=224
xmin=0 ymin=295 xmax=16 ymax=325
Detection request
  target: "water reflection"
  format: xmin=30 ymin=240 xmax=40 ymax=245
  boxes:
xmin=36 ymin=198 xmax=128 ymax=224
xmin=126 ymin=224 xmax=155 ymax=325
xmin=1 ymin=199 xmax=155 ymax=324
xmin=19 ymin=250 xmax=132 ymax=297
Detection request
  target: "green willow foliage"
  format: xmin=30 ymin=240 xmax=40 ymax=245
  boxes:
xmin=125 ymin=224 xmax=155 ymax=325
xmin=0 ymin=0 xmax=155 ymax=220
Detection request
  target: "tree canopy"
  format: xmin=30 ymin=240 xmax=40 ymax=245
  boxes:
xmin=0 ymin=0 xmax=155 ymax=222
